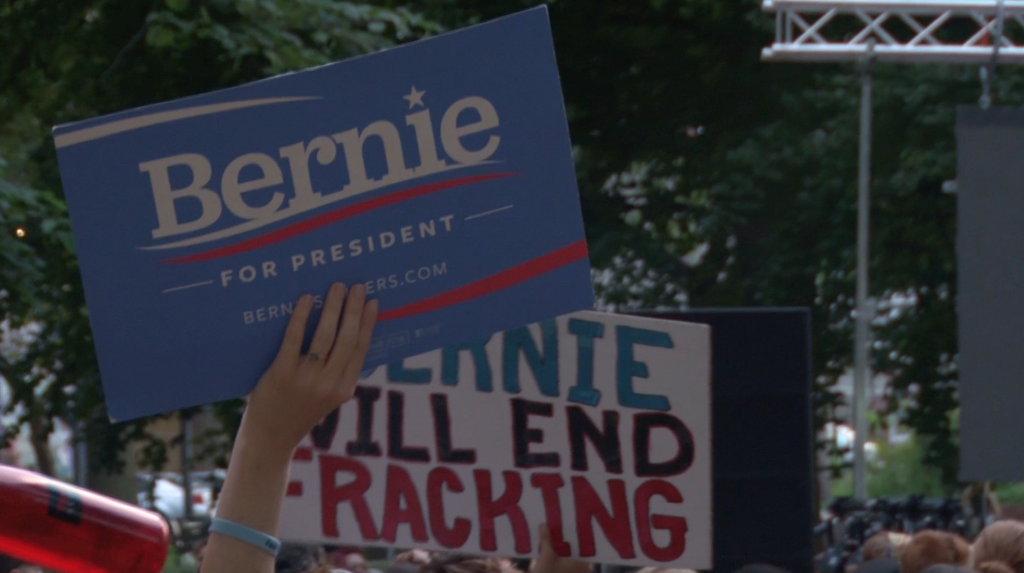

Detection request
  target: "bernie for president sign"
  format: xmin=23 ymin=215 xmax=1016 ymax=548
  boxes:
xmin=52 ymin=7 xmax=593 ymax=421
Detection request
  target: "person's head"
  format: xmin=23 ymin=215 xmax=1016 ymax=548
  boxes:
xmin=900 ymin=531 xmax=971 ymax=573
xmin=863 ymin=532 xmax=912 ymax=562
xmin=732 ymin=564 xmax=792 ymax=573
xmin=635 ymin=568 xmax=698 ymax=573
xmin=275 ymin=543 xmax=328 ymax=573
xmin=852 ymin=559 xmax=900 ymax=573
xmin=345 ymin=552 xmax=368 ymax=573
xmin=920 ymin=565 xmax=975 ymax=573
xmin=0 ymin=555 xmax=41 ymax=573
xmin=422 ymin=554 xmax=522 ymax=573
xmin=0 ymin=555 xmax=23 ymax=573
xmin=386 ymin=551 xmax=432 ymax=573
xmin=394 ymin=550 xmax=432 ymax=566
xmin=973 ymin=520 xmax=1024 ymax=573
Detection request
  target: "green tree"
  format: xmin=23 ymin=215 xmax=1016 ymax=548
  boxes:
xmin=3 ymin=0 xmax=1013 ymax=488
xmin=421 ymin=0 xmax=1022 ymax=485
xmin=867 ymin=437 xmax=947 ymax=498
xmin=0 ymin=160 xmax=76 ymax=476
xmin=0 ymin=0 xmax=438 ymax=480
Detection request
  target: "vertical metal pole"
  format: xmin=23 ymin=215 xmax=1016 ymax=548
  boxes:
xmin=853 ymin=41 xmax=874 ymax=501
xmin=74 ymin=419 xmax=88 ymax=487
xmin=181 ymin=410 xmax=194 ymax=521
xmin=0 ymin=380 xmax=6 ymax=457
xmin=981 ymin=482 xmax=990 ymax=525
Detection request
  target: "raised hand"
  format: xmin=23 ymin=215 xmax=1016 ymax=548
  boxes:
xmin=243 ymin=282 xmax=378 ymax=457
xmin=201 ymin=283 xmax=378 ymax=573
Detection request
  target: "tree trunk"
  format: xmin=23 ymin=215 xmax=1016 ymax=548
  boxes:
xmin=88 ymin=441 xmax=139 ymax=504
xmin=28 ymin=415 xmax=55 ymax=477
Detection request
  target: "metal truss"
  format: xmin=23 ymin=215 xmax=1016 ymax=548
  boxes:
xmin=763 ymin=0 xmax=1024 ymax=63
xmin=759 ymin=0 xmax=1020 ymax=501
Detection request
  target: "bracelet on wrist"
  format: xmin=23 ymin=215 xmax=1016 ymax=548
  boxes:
xmin=210 ymin=517 xmax=281 ymax=557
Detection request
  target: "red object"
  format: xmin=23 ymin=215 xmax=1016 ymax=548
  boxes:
xmin=0 ymin=464 xmax=168 ymax=573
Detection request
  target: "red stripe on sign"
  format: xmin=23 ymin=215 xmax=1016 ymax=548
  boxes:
xmin=292 ymin=447 xmax=313 ymax=462
xmin=286 ymin=481 xmax=303 ymax=497
xmin=377 ymin=240 xmax=590 ymax=322
xmin=162 ymin=172 xmax=519 ymax=264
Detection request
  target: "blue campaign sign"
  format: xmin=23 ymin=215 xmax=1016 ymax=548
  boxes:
xmin=52 ymin=7 xmax=593 ymax=421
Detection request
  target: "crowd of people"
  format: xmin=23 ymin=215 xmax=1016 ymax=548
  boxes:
xmin=181 ymin=520 xmax=615 ymax=573
xmin=847 ymin=522 xmax=1024 ymax=573
xmin=171 ymin=521 xmax=1024 ymax=573
xmin=183 ymin=518 xmax=1024 ymax=573
xmin=7 ymin=524 xmax=1024 ymax=573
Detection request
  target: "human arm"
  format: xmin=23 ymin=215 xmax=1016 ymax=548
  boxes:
xmin=200 ymin=283 xmax=377 ymax=573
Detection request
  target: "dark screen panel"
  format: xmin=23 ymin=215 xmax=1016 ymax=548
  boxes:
xmin=956 ymin=107 xmax=1024 ymax=481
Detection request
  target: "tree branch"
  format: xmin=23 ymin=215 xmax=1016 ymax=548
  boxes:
xmin=100 ymin=0 xmax=163 ymax=84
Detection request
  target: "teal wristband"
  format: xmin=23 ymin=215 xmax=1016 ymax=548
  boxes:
xmin=210 ymin=518 xmax=281 ymax=556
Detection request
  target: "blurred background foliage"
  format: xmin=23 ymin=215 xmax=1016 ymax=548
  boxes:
xmin=4 ymin=0 xmax=1024 ymax=491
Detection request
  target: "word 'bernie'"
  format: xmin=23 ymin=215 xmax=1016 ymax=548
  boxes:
xmin=139 ymin=94 xmax=500 ymax=245
xmin=366 ymin=319 xmax=678 ymax=411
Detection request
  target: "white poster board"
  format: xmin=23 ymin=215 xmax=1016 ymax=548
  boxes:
xmin=281 ymin=311 xmax=711 ymax=567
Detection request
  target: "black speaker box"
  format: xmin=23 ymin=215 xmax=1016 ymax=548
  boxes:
xmin=630 ymin=309 xmax=814 ymax=573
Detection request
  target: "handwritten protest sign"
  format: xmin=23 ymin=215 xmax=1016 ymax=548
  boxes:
xmin=51 ymin=7 xmax=592 ymax=421
xmin=280 ymin=311 xmax=712 ymax=568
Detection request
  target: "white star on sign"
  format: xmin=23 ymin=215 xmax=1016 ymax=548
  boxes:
xmin=403 ymin=86 xmax=426 ymax=109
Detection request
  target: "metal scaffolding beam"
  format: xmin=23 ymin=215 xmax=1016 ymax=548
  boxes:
xmin=763 ymin=0 xmax=1024 ymax=63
